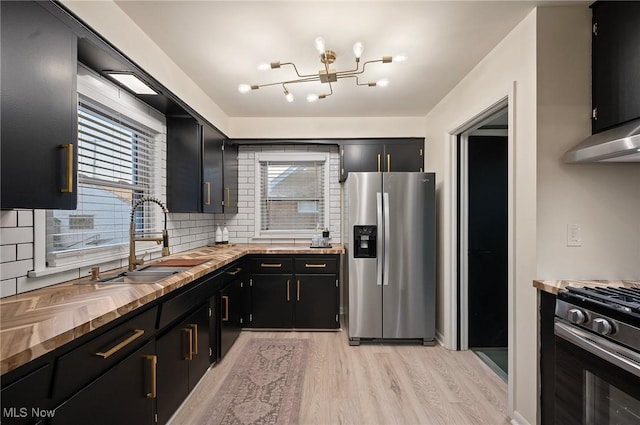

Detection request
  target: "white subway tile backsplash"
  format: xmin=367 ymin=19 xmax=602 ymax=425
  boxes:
xmin=0 ymin=211 xmax=17 ymax=228
xmin=17 ymin=244 xmax=33 ymax=261
xmin=0 ymin=259 xmax=34 ymax=280
xmin=18 ymin=210 xmax=34 ymax=227
xmin=1 ymin=278 xmax=17 ymax=298
xmin=1 ymin=227 xmax=33 ymax=245
xmin=1 ymin=246 xmax=16 ymax=263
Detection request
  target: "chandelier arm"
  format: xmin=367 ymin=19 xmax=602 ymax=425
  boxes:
xmin=280 ymin=62 xmax=317 ymax=78
xmin=254 ymin=76 xmax=320 ymax=89
xmin=336 ymin=59 xmax=383 ymax=78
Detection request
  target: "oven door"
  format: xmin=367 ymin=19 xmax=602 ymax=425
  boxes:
xmin=554 ymin=319 xmax=640 ymax=425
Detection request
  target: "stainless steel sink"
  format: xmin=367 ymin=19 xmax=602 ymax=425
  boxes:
xmin=95 ymin=267 xmax=189 ymax=284
xmin=135 ymin=265 xmax=191 ymax=274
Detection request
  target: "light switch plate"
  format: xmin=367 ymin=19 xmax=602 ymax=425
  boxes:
xmin=567 ymin=223 xmax=582 ymax=247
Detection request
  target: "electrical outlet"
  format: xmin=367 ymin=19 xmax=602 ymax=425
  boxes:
xmin=567 ymin=223 xmax=582 ymax=247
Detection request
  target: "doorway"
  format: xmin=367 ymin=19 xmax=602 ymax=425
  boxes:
xmin=457 ymin=108 xmax=509 ymax=381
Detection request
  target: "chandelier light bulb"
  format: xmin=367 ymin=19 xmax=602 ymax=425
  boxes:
xmin=238 ymin=84 xmax=251 ymax=94
xmin=393 ymin=54 xmax=407 ymax=63
xmin=353 ymin=42 xmax=364 ymax=59
xmin=284 ymin=90 xmax=294 ymax=102
xmin=307 ymin=94 xmax=319 ymax=103
xmin=377 ymin=79 xmax=389 ymax=87
xmin=314 ymin=36 xmax=326 ymax=54
xmin=257 ymin=63 xmax=270 ymax=71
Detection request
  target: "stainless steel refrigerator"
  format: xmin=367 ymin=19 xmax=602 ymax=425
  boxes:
xmin=345 ymin=172 xmax=436 ymax=345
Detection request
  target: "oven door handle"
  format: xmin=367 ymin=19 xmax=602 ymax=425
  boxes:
xmin=555 ymin=319 xmax=640 ymax=378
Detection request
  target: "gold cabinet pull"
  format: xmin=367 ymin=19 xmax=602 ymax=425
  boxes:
xmin=305 ymin=263 xmax=326 ymax=268
xmin=226 ymin=267 xmax=242 ymax=276
xmin=377 ymin=154 xmax=381 ymax=172
xmin=94 ymin=329 xmax=144 ymax=359
xmin=183 ymin=327 xmax=193 ymax=360
xmin=188 ymin=323 xmax=198 ymax=355
xmin=225 ymin=187 xmax=230 ymax=208
xmin=286 ymin=280 xmax=290 ymax=301
xmin=61 ymin=144 xmax=74 ymax=193
xmin=261 ymin=263 xmax=282 ymax=268
xmin=143 ymin=355 xmax=157 ymax=399
xmin=387 ymin=154 xmax=391 ymax=172
xmin=297 ymin=280 xmax=300 ymax=301
xmin=222 ymin=296 xmax=229 ymax=321
xmin=204 ymin=182 xmax=211 ymax=205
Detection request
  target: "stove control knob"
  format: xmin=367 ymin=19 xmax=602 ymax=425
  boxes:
xmin=593 ymin=318 xmax=614 ymax=335
xmin=567 ymin=308 xmax=587 ymax=324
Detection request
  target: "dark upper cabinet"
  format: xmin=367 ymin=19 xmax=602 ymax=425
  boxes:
xmin=167 ymin=119 xmax=237 ymax=214
xmin=340 ymin=139 xmax=424 ymax=181
xmin=167 ymin=117 xmax=202 ymax=213
xmin=1 ymin=1 xmax=78 ymax=209
xmin=592 ymin=1 xmax=640 ymax=132
xmin=202 ymin=124 xmax=224 ymax=213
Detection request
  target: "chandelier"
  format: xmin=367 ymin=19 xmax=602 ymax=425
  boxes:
xmin=238 ymin=36 xmax=406 ymax=103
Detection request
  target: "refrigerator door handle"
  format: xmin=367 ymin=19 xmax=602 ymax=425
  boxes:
xmin=383 ymin=192 xmax=390 ymax=286
xmin=376 ymin=192 xmax=383 ymax=286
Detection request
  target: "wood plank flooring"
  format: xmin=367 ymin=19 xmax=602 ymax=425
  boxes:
xmin=169 ymin=330 xmax=510 ymax=425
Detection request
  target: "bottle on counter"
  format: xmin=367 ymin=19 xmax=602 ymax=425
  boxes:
xmin=222 ymin=225 xmax=229 ymax=244
xmin=215 ymin=225 xmax=223 ymax=244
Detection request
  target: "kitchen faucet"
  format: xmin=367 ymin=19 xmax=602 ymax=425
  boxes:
xmin=129 ymin=197 xmax=170 ymax=271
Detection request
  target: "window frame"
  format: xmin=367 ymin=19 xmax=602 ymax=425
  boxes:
xmin=253 ymin=152 xmax=330 ymax=239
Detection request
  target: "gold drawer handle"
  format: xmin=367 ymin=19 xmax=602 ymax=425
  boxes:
xmin=225 ymin=187 xmax=230 ymax=207
xmin=144 ymin=355 xmax=157 ymax=399
xmin=222 ymin=295 xmax=229 ymax=321
xmin=305 ymin=263 xmax=327 ymax=268
xmin=61 ymin=143 xmax=74 ymax=193
xmin=226 ymin=267 xmax=242 ymax=276
xmin=95 ymin=329 xmax=145 ymax=359
xmin=387 ymin=154 xmax=391 ymax=172
xmin=183 ymin=327 xmax=193 ymax=360
xmin=286 ymin=280 xmax=290 ymax=302
xmin=188 ymin=323 xmax=198 ymax=355
xmin=260 ymin=263 xmax=282 ymax=268
xmin=377 ymin=154 xmax=381 ymax=172
xmin=204 ymin=182 xmax=211 ymax=205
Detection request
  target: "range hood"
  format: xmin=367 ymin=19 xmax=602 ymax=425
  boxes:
xmin=563 ymin=118 xmax=640 ymax=163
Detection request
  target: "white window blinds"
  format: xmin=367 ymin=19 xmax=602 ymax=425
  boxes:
xmin=259 ymin=159 xmax=327 ymax=233
xmin=46 ymin=95 xmax=160 ymax=265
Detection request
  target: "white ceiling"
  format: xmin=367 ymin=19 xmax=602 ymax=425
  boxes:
xmin=115 ymin=1 xmax=584 ymax=118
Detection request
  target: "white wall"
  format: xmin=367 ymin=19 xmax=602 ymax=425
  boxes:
xmin=60 ymin=0 xmax=229 ymax=135
xmin=424 ymin=9 xmax=538 ymax=424
xmin=536 ymin=8 xmax=640 ymax=280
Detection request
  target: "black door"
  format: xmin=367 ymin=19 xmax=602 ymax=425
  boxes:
xmin=295 ymin=275 xmax=338 ymax=329
xmin=51 ymin=341 xmax=155 ymax=425
xmin=202 ymin=124 xmax=224 ymax=213
xmin=467 ymin=136 xmax=508 ymax=347
xmin=1 ymin=1 xmax=78 ymax=209
xmin=250 ymin=274 xmax=293 ymax=328
xmin=167 ymin=117 xmax=202 ymax=212
xmin=156 ymin=321 xmax=191 ymax=425
xmin=383 ymin=143 xmax=423 ymax=172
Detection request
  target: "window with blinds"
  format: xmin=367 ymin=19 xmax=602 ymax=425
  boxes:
xmin=46 ymin=95 xmax=160 ymax=266
xmin=256 ymin=153 xmax=330 ymax=235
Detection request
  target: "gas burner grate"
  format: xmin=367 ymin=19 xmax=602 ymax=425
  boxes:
xmin=565 ymin=287 xmax=640 ymax=314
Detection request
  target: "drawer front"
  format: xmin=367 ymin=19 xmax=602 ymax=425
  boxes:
xmin=251 ymin=258 xmax=293 ymax=274
xmin=53 ymin=306 xmax=157 ymax=401
xmin=158 ymin=274 xmax=221 ymax=329
xmin=294 ymin=257 xmax=337 ymax=274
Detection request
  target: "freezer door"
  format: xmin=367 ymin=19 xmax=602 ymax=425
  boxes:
xmin=382 ymin=173 xmax=436 ymax=340
xmin=347 ymin=172 xmax=383 ymax=339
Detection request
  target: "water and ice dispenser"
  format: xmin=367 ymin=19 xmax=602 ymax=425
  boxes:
xmin=353 ymin=225 xmax=377 ymax=258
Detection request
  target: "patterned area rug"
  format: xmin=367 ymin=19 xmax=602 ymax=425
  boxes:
xmin=199 ymin=339 xmax=309 ymax=425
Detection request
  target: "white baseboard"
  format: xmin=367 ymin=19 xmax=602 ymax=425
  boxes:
xmin=510 ymin=410 xmax=531 ymax=425
xmin=435 ymin=329 xmax=445 ymax=347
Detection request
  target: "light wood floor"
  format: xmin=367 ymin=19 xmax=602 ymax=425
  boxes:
xmin=169 ymin=330 xmax=510 ymax=425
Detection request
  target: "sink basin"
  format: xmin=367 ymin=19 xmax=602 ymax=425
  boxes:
xmin=95 ymin=268 xmax=186 ymax=284
xmin=135 ymin=265 xmax=191 ymax=274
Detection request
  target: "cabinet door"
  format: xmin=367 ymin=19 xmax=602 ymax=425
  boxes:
xmin=51 ymin=340 xmax=155 ymax=425
xmin=186 ymin=305 xmax=211 ymax=390
xmin=383 ymin=143 xmax=423 ymax=172
xmin=1 ymin=364 xmax=53 ymax=425
xmin=1 ymin=1 xmax=77 ymax=209
xmin=167 ymin=117 xmax=202 ymax=212
xmin=592 ymin=2 xmax=640 ymax=132
xmin=156 ymin=320 xmax=191 ymax=425
xmin=202 ymin=124 xmax=224 ymax=213
xmin=223 ymin=142 xmax=239 ymax=213
xmin=340 ymin=143 xmax=384 ymax=181
xmin=219 ymin=279 xmax=242 ymax=359
xmin=250 ymin=274 xmax=294 ymax=328
xmin=295 ymin=274 xmax=339 ymax=329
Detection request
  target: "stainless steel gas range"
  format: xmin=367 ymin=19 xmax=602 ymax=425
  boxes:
xmin=554 ymin=287 xmax=640 ymax=425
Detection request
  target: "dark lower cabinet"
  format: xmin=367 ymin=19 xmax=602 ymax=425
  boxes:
xmin=295 ymin=275 xmax=339 ymax=329
xmin=250 ymin=274 xmax=294 ymax=328
xmin=51 ymin=340 xmax=156 ymax=425
xmin=0 ymin=364 xmax=53 ymax=425
xmin=219 ymin=279 xmax=243 ymax=359
xmin=156 ymin=304 xmax=210 ymax=425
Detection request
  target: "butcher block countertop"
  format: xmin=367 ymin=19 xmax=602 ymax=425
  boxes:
xmin=533 ymin=279 xmax=640 ymax=295
xmin=0 ymin=244 xmax=344 ymax=375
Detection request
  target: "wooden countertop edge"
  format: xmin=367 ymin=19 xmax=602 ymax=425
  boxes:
xmin=0 ymin=244 xmax=344 ymax=374
xmin=533 ymin=279 xmax=640 ymax=295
